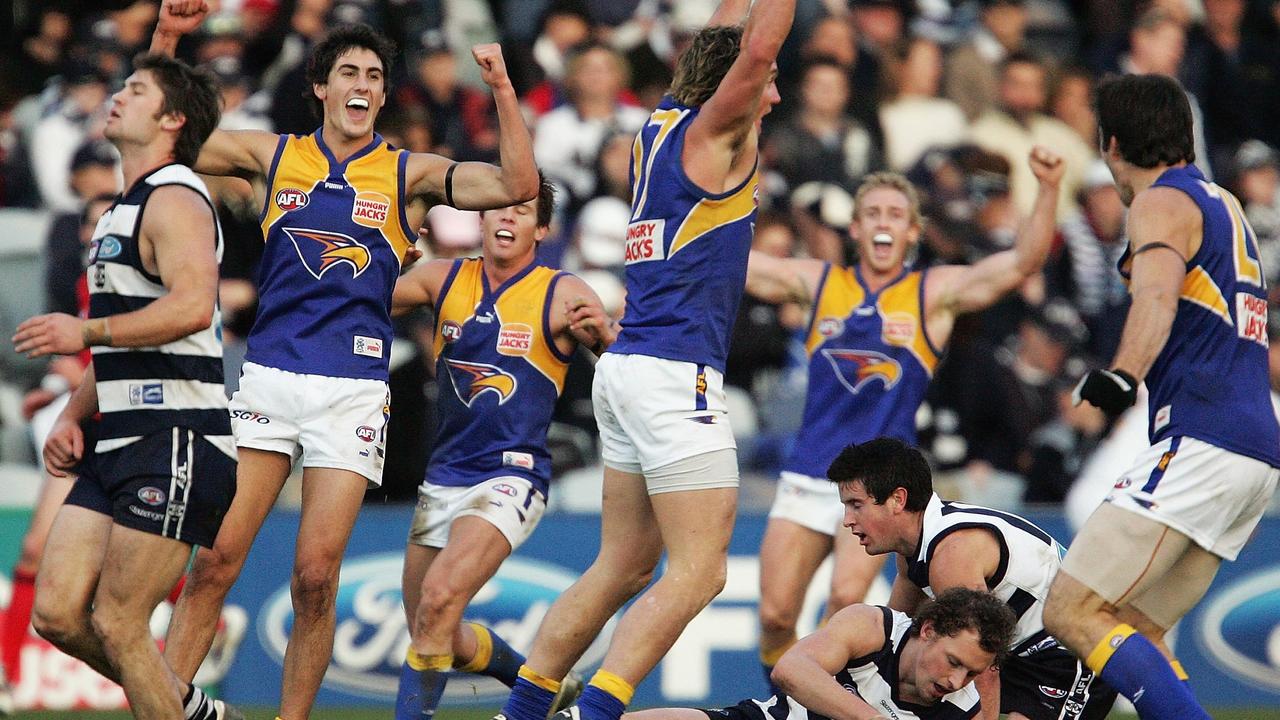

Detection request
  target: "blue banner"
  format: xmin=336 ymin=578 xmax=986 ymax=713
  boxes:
xmin=216 ymin=507 xmax=1280 ymax=710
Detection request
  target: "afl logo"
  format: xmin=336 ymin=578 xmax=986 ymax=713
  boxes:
xmin=275 ymin=188 xmax=309 ymax=212
xmin=441 ymin=321 xmax=463 ymax=343
xmin=817 ymin=317 xmax=845 ymax=338
xmin=356 ymin=425 xmax=377 ymax=442
xmin=137 ymin=487 xmax=167 ymax=506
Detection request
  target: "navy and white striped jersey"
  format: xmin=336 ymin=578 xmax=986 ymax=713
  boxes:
xmin=905 ymin=495 xmax=1064 ymax=649
xmin=86 ymin=163 xmax=233 ymax=459
xmin=757 ymin=607 xmax=979 ymax=720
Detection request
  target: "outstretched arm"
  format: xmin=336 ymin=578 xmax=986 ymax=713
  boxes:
xmin=773 ymin=605 xmax=895 ymax=720
xmin=928 ymin=146 xmax=1064 ymax=317
xmin=746 ymin=251 xmax=824 ymax=306
xmin=151 ymin=0 xmax=275 ymax=179
xmin=706 ymin=0 xmax=752 ymax=26
xmin=407 ymin=44 xmax=538 ymax=209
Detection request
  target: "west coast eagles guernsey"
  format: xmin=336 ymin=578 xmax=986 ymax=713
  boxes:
xmin=428 ymin=259 xmax=572 ymax=497
xmin=1122 ymin=165 xmax=1280 ymax=467
xmin=756 ymin=607 xmax=979 ymax=720
xmin=785 ymin=266 xmax=940 ymax=478
xmin=608 ymin=95 xmax=760 ymax=373
xmin=249 ymin=130 xmax=415 ymax=381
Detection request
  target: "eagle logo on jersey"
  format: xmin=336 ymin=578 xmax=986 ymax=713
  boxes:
xmin=283 ymin=227 xmax=372 ymax=279
xmin=821 ymin=349 xmax=902 ymax=394
xmin=444 ymin=359 xmax=518 ymax=406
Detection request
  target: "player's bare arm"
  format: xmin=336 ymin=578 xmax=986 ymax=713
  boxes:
xmin=682 ymin=0 xmax=795 ymax=191
xmin=926 ymin=530 xmax=1003 ymax=720
xmin=773 ymin=605 xmax=895 ymax=720
xmin=151 ymin=0 xmax=276 ymax=179
xmin=887 ymin=556 xmax=928 ymax=613
xmin=1107 ymin=187 xmax=1200 ymax=381
xmin=553 ymin=274 xmax=618 ymax=356
xmin=744 ymin=251 xmax=825 ymax=306
xmin=13 ymin=187 xmax=218 ymax=356
xmin=406 ymin=44 xmax=537 ymax=210
xmin=926 ymin=146 xmax=1064 ymax=328
xmin=706 ymin=0 xmax=751 ymax=26
xmin=41 ymin=364 xmax=98 ymax=477
xmin=391 ymin=259 xmax=454 ymax=316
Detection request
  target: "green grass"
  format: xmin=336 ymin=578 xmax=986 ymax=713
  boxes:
xmin=11 ymin=709 xmax=1280 ymax=719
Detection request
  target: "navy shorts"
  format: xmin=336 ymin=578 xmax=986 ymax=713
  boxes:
xmin=65 ymin=427 xmax=236 ymax=548
xmin=1001 ymin=642 xmax=1117 ymax=720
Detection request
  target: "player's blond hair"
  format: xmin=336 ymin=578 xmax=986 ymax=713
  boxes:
xmin=853 ymin=172 xmax=923 ymax=228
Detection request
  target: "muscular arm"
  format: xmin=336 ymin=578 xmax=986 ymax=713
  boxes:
xmin=59 ymin=364 xmax=99 ymax=424
xmin=887 ymin=556 xmax=927 ymax=614
xmin=1109 ymin=187 xmax=1198 ymax=380
xmin=151 ymin=0 xmax=276 ymax=179
xmin=928 ymin=146 xmax=1063 ymax=320
xmin=391 ymin=259 xmax=453 ymax=316
xmin=745 ymin=252 xmax=824 ymax=306
xmin=553 ymin=274 xmax=618 ymax=356
xmin=683 ymin=0 xmax=796 ymax=189
xmin=927 ymin=530 xmax=1003 ymax=720
xmin=706 ymin=0 xmax=751 ymax=26
xmin=772 ymin=605 xmax=895 ymax=720
xmin=109 ymin=186 xmax=221 ymax=346
xmin=407 ymin=45 xmax=538 ymax=209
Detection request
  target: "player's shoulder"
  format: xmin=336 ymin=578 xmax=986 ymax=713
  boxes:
xmin=1132 ymin=183 xmax=1199 ymax=218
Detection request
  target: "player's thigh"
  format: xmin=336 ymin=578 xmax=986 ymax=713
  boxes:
xmin=21 ymin=470 xmax=76 ymax=563
xmin=422 ymin=515 xmax=515 ymax=603
xmin=829 ymin=528 xmax=885 ymax=611
xmin=35 ymin=504 xmax=112 ymax=620
xmin=1124 ymin=539 xmax=1221 ymax=631
xmin=93 ymin=523 xmax=191 ymax=622
xmin=1061 ymin=501 xmax=1197 ymax=607
xmin=296 ymin=466 xmax=369 ymax=569
xmin=649 ymin=477 xmax=737 ymax=569
xmin=598 ymin=465 xmax=663 ymax=573
xmin=759 ymin=517 xmax=832 ymax=619
xmin=1000 ymin=648 xmax=1116 ymax=720
xmin=207 ymin=446 xmax=292 ymax=563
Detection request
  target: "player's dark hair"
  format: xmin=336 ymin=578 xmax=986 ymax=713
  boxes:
xmin=670 ymin=24 xmax=743 ymax=107
xmin=305 ymin=24 xmax=396 ymax=119
xmin=826 ymin=437 xmax=932 ymax=512
xmin=536 ymin=171 xmax=556 ymax=229
xmin=1095 ymin=74 xmax=1194 ymax=169
xmin=131 ymin=53 xmax=221 ymax=167
xmin=911 ymin=588 xmax=1016 ymax=666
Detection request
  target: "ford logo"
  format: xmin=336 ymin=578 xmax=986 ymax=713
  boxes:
xmin=257 ymin=553 xmax=614 ymax=701
xmin=1198 ymin=567 xmax=1280 ymax=691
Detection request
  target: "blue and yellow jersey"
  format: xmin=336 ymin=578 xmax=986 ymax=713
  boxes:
xmin=428 ymin=258 xmax=573 ymax=496
xmin=785 ymin=266 xmax=941 ymax=478
xmin=247 ymin=131 xmax=415 ymax=381
xmin=1120 ymin=165 xmax=1280 ymax=466
xmin=607 ymin=95 xmax=760 ymax=372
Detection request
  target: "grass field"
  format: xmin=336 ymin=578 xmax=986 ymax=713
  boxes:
xmin=12 ymin=708 xmax=1280 ymax=719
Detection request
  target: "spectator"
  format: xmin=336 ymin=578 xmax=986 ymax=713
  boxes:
xmin=6 ymin=8 xmax=72 ymax=99
xmin=29 ymin=61 xmax=109 ymax=213
xmin=397 ymin=37 xmax=498 ymax=161
xmin=533 ymin=42 xmax=648 ymax=207
xmin=850 ymin=0 xmax=909 ymax=57
xmin=515 ymin=4 xmax=593 ymax=108
xmin=878 ymin=36 xmax=967 ymax=171
xmin=946 ymin=0 xmax=1028 ymax=121
xmin=1049 ymin=65 xmax=1096 ymax=149
xmin=588 ymin=129 xmax=636 ymax=204
xmin=776 ymin=14 xmax=881 ymax=133
xmin=969 ymin=52 xmax=1093 ymax=219
xmin=1117 ymin=7 xmax=1215 ymax=179
xmin=1231 ymin=140 xmax=1280 ymax=293
xmin=1050 ymin=160 xmax=1130 ymax=360
xmin=765 ymin=56 xmax=883 ymax=195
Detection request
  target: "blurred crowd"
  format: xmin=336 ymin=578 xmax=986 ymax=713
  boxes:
xmin=4 ymin=0 xmax=1280 ymax=506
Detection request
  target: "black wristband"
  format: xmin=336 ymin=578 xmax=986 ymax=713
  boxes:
xmin=445 ymin=162 xmax=458 ymax=207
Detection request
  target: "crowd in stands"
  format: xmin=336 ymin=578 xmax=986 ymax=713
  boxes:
xmin=3 ymin=0 xmax=1280 ymax=506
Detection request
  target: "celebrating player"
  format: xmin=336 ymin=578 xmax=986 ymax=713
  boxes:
xmin=828 ymin=439 xmax=1117 ymax=719
xmin=149 ymin=2 xmax=539 ymax=716
xmin=497 ymin=2 xmax=794 ymax=720
xmin=744 ymin=147 xmax=1063 ymax=691
xmin=1043 ymin=74 xmax=1280 ymax=720
xmin=12 ymin=53 xmax=237 ymax=720
xmin=629 ymin=588 xmax=1016 ymax=720
xmin=388 ymin=178 xmax=614 ymax=718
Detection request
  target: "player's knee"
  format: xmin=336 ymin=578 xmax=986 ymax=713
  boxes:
xmin=290 ymin=563 xmax=339 ymax=614
xmin=418 ymin=580 xmax=467 ymax=621
xmin=826 ymin=584 xmax=866 ymax=614
xmin=758 ymin=598 xmax=799 ymax=636
xmin=32 ymin=598 xmax=88 ymax=649
xmin=189 ymin=545 xmax=245 ymax=593
xmin=18 ymin=536 xmax=44 ymax=571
